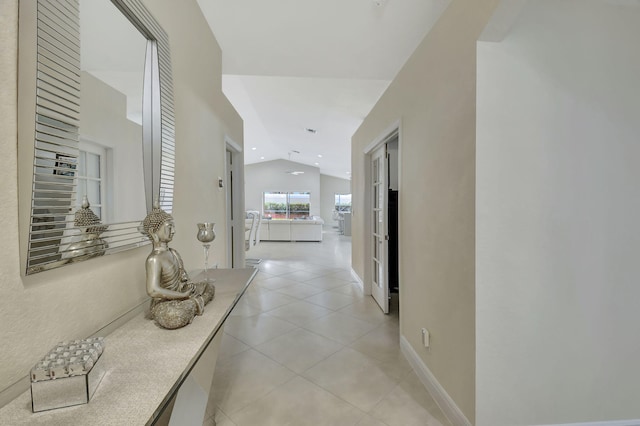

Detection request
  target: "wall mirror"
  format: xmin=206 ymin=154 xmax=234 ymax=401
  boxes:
xmin=19 ymin=0 xmax=176 ymax=275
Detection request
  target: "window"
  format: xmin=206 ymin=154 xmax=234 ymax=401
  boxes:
xmin=335 ymin=193 xmax=352 ymax=213
xmin=263 ymin=192 xmax=287 ymax=219
xmin=76 ymin=143 xmax=107 ymax=220
xmin=263 ymin=192 xmax=311 ymax=219
xmin=288 ymin=192 xmax=311 ymax=219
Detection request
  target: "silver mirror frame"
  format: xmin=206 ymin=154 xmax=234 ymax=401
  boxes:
xmin=19 ymin=0 xmax=176 ymax=275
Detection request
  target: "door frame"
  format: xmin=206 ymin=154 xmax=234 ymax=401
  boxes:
xmin=363 ymin=119 xmax=402 ymax=309
xmin=224 ymin=136 xmax=244 ymax=268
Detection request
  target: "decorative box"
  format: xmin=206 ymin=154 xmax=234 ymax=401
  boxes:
xmin=30 ymin=337 xmax=106 ymax=413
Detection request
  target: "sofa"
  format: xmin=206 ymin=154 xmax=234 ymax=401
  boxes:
xmin=246 ymin=217 xmax=324 ymax=242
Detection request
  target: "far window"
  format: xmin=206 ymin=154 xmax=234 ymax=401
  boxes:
xmin=335 ymin=193 xmax=352 ymax=213
xmin=76 ymin=144 xmax=107 ymax=220
xmin=263 ymin=192 xmax=310 ymax=219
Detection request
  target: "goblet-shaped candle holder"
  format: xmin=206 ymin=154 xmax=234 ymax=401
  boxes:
xmin=196 ymin=222 xmax=216 ymax=283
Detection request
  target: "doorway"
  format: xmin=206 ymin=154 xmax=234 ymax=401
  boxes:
xmin=387 ymin=136 xmax=399 ymax=299
xmin=365 ymin=127 xmax=400 ymax=314
xmin=225 ymin=137 xmax=244 ymax=268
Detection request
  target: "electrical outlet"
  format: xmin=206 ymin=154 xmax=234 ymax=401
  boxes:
xmin=421 ymin=328 xmax=430 ymax=348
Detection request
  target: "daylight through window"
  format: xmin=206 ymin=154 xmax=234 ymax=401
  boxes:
xmin=263 ymin=192 xmax=311 ymax=219
xmin=335 ymin=193 xmax=352 ymax=213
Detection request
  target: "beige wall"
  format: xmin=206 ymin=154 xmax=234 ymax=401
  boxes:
xmin=0 ymin=0 xmax=241 ymax=404
xmin=351 ymin=0 xmax=499 ymax=422
xmin=148 ymin=0 xmax=243 ymax=273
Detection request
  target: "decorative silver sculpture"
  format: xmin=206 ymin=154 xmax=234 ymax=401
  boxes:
xmin=26 ymin=197 xmax=109 ymax=273
xmin=196 ymin=222 xmax=216 ymax=283
xmin=66 ymin=196 xmax=109 ymax=262
xmin=30 ymin=337 xmax=106 ymax=412
xmin=142 ymin=200 xmax=215 ymax=329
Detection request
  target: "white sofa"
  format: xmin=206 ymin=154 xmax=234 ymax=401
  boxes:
xmin=246 ymin=217 xmax=324 ymax=242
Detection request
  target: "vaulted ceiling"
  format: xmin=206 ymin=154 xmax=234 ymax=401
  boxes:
xmin=196 ymin=0 xmax=451 ymax=178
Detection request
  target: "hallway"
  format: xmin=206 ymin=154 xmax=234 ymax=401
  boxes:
xmin=204 ymin=230 xmax=450 ymax=426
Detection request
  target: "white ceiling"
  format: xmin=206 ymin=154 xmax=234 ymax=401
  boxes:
xmin=196 ymin=0 xmax=450 ymax=178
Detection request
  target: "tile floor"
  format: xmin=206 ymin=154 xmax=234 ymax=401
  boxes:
xmin=203 ymin=229 xmax=450 ymax=426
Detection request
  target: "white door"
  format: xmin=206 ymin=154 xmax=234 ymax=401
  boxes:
xmin=371 ymin=144 xmax=389 ymax=313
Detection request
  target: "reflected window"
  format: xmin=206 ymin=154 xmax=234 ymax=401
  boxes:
xmin=76 ymin=142 xmax=107 ymax=220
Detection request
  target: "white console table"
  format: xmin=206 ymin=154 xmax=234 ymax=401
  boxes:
xmin=0 ymin=268 xmax=257 ymax=426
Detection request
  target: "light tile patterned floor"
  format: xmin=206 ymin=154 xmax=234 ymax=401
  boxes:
xmin=204 ymin=229 xmax=451 ymax=426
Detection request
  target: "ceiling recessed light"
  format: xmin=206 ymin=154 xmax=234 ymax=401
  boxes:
xmin=317 ymin=154 xmax=322 ymax=158
xmin=286 ymin=170 xmax=304 ymax=175
xmin=305 ymin=128 xmax=317 ymax=134
xmin=251 ymin=147 xmax=257 ymax=151
xmin=314 ymin=162 xmax=319 ymax=165
xmin=260 ymin=156 xmax=265 ymax=160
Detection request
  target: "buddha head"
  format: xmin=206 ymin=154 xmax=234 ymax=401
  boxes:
xmin=74 ymin=196 xmax=108 ymax=235
xmin=142 ymin=199 xmax=175 ymax=243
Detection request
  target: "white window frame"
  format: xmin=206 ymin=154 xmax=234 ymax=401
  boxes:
xmin=77 ymin=140 xmax=109 ymax=222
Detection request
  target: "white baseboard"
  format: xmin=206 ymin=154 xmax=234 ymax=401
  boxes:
xmin=538 ymin=421 xmax=640 ymax=426
xmin=350 ymin=268 xmax=365 ymax=292
xmin=400 ymin=335 xmax=471 ymax=426
xmin=400 ymin=336 xmax=640 ymax=426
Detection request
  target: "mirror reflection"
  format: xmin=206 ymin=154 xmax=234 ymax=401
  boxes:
xmin=27 ymin=0 xmax=152 ymax=273
xmin=79 ymin=0 xmax=146 ymax=224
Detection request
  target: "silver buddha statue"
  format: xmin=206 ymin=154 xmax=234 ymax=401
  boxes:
xmin=66 ymin=196 xmax=108 ymax=262
xmin=142 ymin=201 xmax=215 ymax=329
xmin=27 ymin=197 xmax=108 ymax=273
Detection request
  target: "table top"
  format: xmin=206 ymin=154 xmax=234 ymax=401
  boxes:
xmin=0 ymin=268 xmax=257 ymax=425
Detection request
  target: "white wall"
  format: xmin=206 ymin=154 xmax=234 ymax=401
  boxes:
xmin=476 ymin=1 xmax=640 ymax=424
xmin=81 ymin=71 xmax=145 ymax=224
xmin=0 ymin=0 xmax=242 ymax=404
xmin=320 ymin=174 xmax=351 ymax=227
xmin=244 ymin=159 xmax=321 ymax=217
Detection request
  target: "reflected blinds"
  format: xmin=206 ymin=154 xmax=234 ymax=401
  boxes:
xmin=29 ymin=0 xmax=81 ymax=271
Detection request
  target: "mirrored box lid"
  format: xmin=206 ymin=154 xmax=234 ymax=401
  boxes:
xmin=30 ymin=337 xmax=106 ymax=413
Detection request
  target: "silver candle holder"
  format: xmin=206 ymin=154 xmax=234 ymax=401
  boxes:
xmin=196 ymin=222 xmax=216 ymax=283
